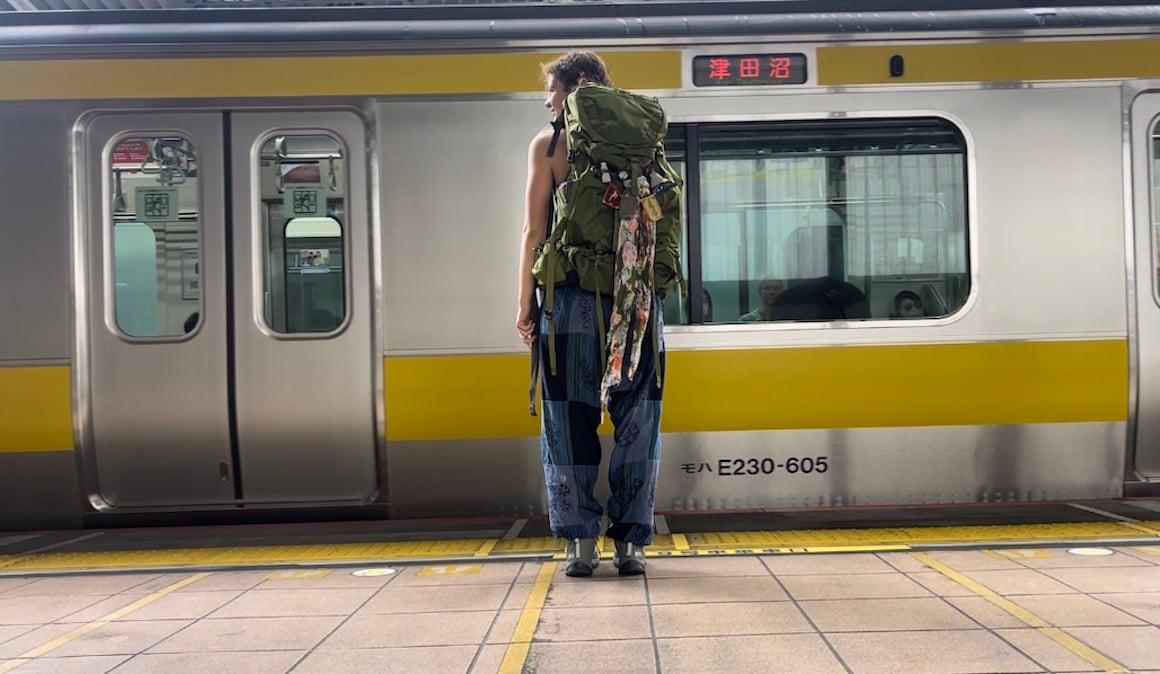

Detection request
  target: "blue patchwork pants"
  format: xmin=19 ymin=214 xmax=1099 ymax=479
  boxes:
xmin=538 ymin=284 xmax=664 ymax=546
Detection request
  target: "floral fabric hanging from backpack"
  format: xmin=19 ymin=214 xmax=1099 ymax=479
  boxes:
xmin=599 ymin=195 xmax=656 ymax=408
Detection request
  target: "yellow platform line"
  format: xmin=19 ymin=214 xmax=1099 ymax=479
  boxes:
xmin=912 ymin=553 xmax=1129 ymax=674
xmin=474 ymin=539 xmax=499 ymax=557
xmin=0 ymin=572 xmax=210 ymax=674
xmin=495 ymin=536 xmax=563 ymax=555
xmin=0 ymin=521 xmax=1157 ymax=573
xmin=0 ymin=539 xmax=494 ymax=571
xmin=686 ymin=520 xmax=1160 ymax=549
xmin=1119 ymin=521 xmax=1160 ymax=537
xmin=498 ymin=561 xmax=555 ymax=674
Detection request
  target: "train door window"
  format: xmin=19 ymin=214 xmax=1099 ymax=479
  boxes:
xmin=109 ymin=137 xmax=201 ymax=338
xmin=259 ymin=134 xmax=347 ymax=334
xmin=688 ymin=118 xmax=968 ymax=324
xmin=1152 ymin=125 xmax=1160 ymax=301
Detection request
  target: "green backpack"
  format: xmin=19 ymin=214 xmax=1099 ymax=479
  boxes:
xmin=530 ymin=82 xmax=684 ymax=412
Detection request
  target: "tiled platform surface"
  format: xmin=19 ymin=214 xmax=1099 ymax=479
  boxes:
xmin=1 ymin=545 xmax=1159 ymax=673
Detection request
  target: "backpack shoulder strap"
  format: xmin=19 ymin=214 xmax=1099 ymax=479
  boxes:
xmin=546 ymin=116 xmax=565 ymax=158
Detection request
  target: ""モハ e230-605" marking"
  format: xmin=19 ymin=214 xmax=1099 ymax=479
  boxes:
xmin=718 ymin=457 xmax=829 ymax=477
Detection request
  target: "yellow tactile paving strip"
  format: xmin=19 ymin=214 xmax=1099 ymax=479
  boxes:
xmin=0 ymin=540 xmax=487 ymax=572
xmin=684 ymin=521 xmax=1160 ymax=547
xmin=0 ymin=520 xmax=1158 ymax=573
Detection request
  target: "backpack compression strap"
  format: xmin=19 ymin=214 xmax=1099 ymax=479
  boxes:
xmin=546 ymin=117 xmax=565 ymax=158
xmin=529 ymin=188 xmax=561 ymax=416
xmin=537 ymin=116 xmax=568 ymax=389
xmin=528 ymin=287 xmax=542 ymax=416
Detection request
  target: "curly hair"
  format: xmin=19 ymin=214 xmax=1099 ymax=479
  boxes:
xmin=542 ymin=51 xmax=613 ymax=91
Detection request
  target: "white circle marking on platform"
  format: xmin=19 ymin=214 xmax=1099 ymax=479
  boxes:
xmin=1066 ymin=548 xmax=1114 ymax=556
xmin=352 ymin=568 xmax=398 ymax=576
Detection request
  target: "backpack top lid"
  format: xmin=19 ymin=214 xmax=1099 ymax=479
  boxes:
xmin=564 ymin=82 xmax=668 ymax=163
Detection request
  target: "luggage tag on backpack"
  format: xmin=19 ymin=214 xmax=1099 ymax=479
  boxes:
xmin=601 ymin=183 xmax=622 ymax=209
xmin=635 ymin=175 xmax=663 ymax=222
xmin=641 ymin=194 xmax=663 ymax=222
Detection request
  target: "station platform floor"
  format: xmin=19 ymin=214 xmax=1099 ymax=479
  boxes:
xmin=1 ymin=499 xmax=1159 ymax=673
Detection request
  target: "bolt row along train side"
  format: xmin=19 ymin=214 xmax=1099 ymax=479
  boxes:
xmin=1 ymin=0 xmax=1159 ymax=531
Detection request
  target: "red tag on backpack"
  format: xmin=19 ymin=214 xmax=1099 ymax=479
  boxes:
xmin=601 ymin=183 xmax=622 ymax=208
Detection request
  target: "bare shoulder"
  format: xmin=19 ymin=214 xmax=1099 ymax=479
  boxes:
xmin=529 ymin=126 xmax=555 ymax=153
xmin=528 ymin=126 xmax=569 ymax=184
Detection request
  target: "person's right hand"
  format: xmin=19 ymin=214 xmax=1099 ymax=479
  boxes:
xmin=516 ymin=304 xmax=536 ymax=349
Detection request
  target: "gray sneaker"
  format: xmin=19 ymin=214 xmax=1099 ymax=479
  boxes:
xmin=565 ymin=538 xmax=599 ymax=577
xmin=613 ymin=540 xmax=646 ymax=576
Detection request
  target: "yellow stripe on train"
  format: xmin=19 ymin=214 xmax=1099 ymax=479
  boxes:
xmin=0 ymin=51 xmax=681 ymax=101
xmin=2 ymin=38 xmax=1160 ymax=101
xmin=0 ymin=339 xmax=1129 ymax=451
xmin=817 ymin=37 xmax=1160 ymax=86
xmin=0 ymin=367 xmax=73 ymax=453
xmin=384 ymin=339 xmax=1129 ymax=442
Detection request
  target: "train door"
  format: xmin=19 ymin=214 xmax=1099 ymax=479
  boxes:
xmin=76 ymin=109 xmax=379 ymax=509
xmin=1131 ymin=94 xmax=1160 ymax=481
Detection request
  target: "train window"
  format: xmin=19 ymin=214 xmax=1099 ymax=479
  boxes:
xmin=678 ymin=118 xmax=969 ymax=325
xmin=109 ymin=136 xmax=201 ymax=338
xmin=259 ymin=134 xmax=347 ymax=334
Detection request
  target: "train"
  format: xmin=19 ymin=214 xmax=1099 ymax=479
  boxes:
xmin=2 ymin=0 xmax=1159 ymax=531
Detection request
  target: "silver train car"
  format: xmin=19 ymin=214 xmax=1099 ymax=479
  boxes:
xmin=2 ymin=0 xmax=1159 ymax=531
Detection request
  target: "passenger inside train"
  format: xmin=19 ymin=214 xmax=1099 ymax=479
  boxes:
xmin=890 ymin=289 xmax=927 ymax=318
xmin=685 ymin=287 xmax=713 ymax=323
xmin=738 ymin=276 xmax=785 ymax=321
xmin=769 ymin=275 xmax=871 ymax=320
